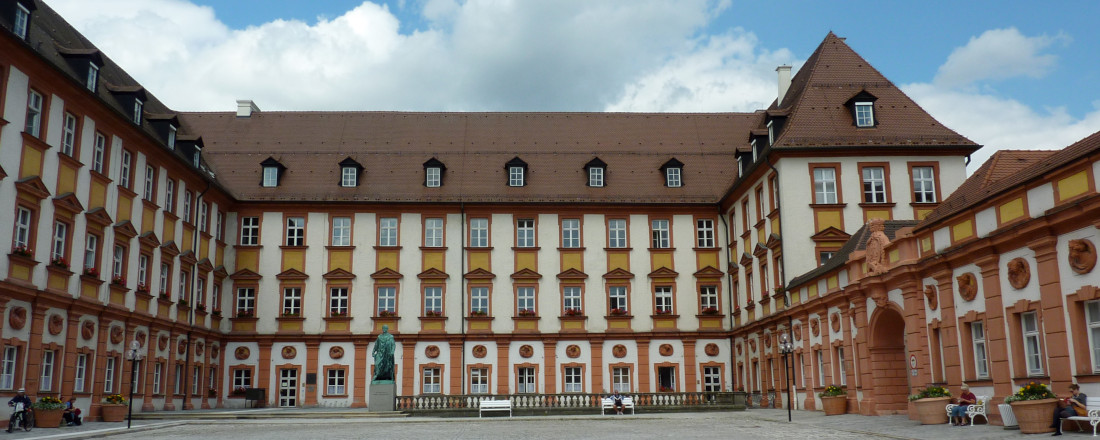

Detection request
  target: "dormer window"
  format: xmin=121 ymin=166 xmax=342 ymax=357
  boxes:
xmin=423 ymin=157 xmax=446 ymax=187
xmin=584 ymin=157 xmax=607 ymax=188
xmin=260 ymin=157 xmax=285 ymax=187
xmin=85 ymin=62 xmax=98 ymax=92
xmin=659 ymin=158 xmax=684 ymax=188
xmin=132 ymin=98 xmax=143 ymax=124
xmin=854 ymin=102 xmax=874 ymax=127
xmin=766 ymin=120 xmax=775 ymax=146
xmin=338 ymin=157 xmax=363 ymax=187
xmin=737 ymin=156 xmax=743 ymax=177
xmin=167 ymin=125 xmax=177 ymax=149
xmin=505 ymin=157 xmax=528 ymax=187
xmin=13 ymin=3 xmax=29 ymax=40
xmin=751 ymin=139 xmax=758 ymax=162
xmin=192 ymin=149 xmax=200 ymax=168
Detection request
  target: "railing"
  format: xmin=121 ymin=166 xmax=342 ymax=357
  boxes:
xmin=396 ymin=392 xmax=744 ymax=411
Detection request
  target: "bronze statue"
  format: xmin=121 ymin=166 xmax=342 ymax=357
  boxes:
xmin=372 ymin=325 xmax=395 ymax=382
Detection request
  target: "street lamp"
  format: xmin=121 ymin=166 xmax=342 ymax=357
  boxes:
xmin=125 ymin=340 xmax=143 ymax=429
xmin=778 ymin=330 xmax=795 ymax=422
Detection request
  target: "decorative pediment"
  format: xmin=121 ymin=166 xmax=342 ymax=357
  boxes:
xmin=15 ymin=176 xmax=50 ymax=200
xmin=811 ymin=226 xmax=852 ymax=243
xmin=0 ymin=164 xmax=6 ymax=180
xmin=52 ymin=193 xmax=84 ymax=214
xmin=556 ymin=268 xmax=589 ymax=280
xmin=370 ymin=268 xmax=404 ymax=280
xmin=727 ymin=262 xmax=740 ymax=276
xmin=510 ymin=268 xmax=542 ymax=280
xmin=693 ymin=266 xmax=724 ymax=279
xmin=276 ymin=268 xmax=308 ymax=280
xmin=229 ymin=268 xmax=262 ymax=280
xmin=752 ymin=243 xmax=769 ymax=258
xmin=602 ymin=268 xmax=635 ymax=280
xmin=179 ymin=250 xmax=196 ymax=265
xmin=765 ymin=233 xmax=781 ymax=250
xmin=138 ymin=231 xmax=161 ymax=249
xmin=85 ymin=208 xmax=114 ymax=228
xmin=197 ymin=258 xmax=214 ymax=273
xmin=113 ymin=221 xmax=138 ymax=239
xmin=739 ymin=252 xmax=754 ymax=267
xmin=322 ymin=268 xmax=356 ymax=280
xmin=647 ymin=266 xmax=679 ymax=279
xmin=212 ymin=265 xmax=230 ymax=280
xmin=417 ymin=268 xmax=450 ymax=280
xmin=463 ymin=268 xmax=496 ymax=280
xmin=160 ymin=241 xmax=180 ymax=257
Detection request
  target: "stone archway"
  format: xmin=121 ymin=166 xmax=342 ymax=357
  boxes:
xmin=868 ymin=306 xmax=908 ymax=414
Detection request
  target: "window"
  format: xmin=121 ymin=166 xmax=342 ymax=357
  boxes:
xmin=331 ymin=217 xmax=351 ymax=247
xmin=164 ymin=179 xmax=175 ymax=213
xmin=377 ymin=286 xmax=396 ymax=315
xmin=470 ymin=368 xmax=489 ymax=394
xmin=516 ymin=287 xmax=535 ymax=315
xmin=563 ymin=286 xmax=582 ymax=314
xmin=608 ymin=219 xmax=627 ymax=248
xmin=192 ymin=366 xmax=200 ymax=395
xmin=128 ymin=98 xmax=143 ymax=125
xmin=767 ymin=120 xmax=775 ymax=146
xmin=700 ymin=285 xmax=718 ymax=312
xmin=327 ymin=369 xmax=346 ymax=395
xmin=153 ymin=363 xmax=163 ymax=394
xmin=425 ymin=167 xmax=441 ymax=187
xmin=1022 ymin=311 xmax=1043 ymax=375
xmin=696 ymin=219 xmax=714 ymax=248
xmin=178 ymin=270 xmax=189 ymax=302
xmin=665 ymin=167 xmax=682 ymax=187
xmin=211 ymin=284 xmax=221 ymax=311
xmin=612 ymin=367 xmax=631 ymax=392
xmin=112 ymin=244 xmax=125 ymax=278
xmin=13 ymin=207 xmax=32 ymax=249
xmin=818 ymin=251 xmax=836 ymax=266
xmin=61 ymin=113 xmax=77 ymax=156
xmin=378 ymin=217 xmax=398 ymax=247
xmin=340 ymin=166 xmax=357 ymax=187
xmin=703 ymin=366 xmax=721 ymax=392
xmin=39 ymin=350 xmax=54 ymax=391
xmin=13 ymin=3 xmax=29 ymax=39
xmin=286 ymin=217 xmax=304 ymax=246
xmin=470 ymin=218 xmax=489 ymax=247
xmin=182 ymin=191 xmax=192 ymax=221
xmin=971 ymin=321 xmax=989 ymax=379
xmin=508 ymin=166 xmax=524 ymax=187
xmin=424 ymin=218 xmax=443 ymax=247
xmin=589 ymin=167 xmax=604 ymax=187
xmin=92 ymin=133 xmax=106 ymax=173
xmin=0 ymin=346 xmax=15 ymax=389
xmin=195 ymin=277 xmax=205 ymax=306
xmin=233 ymin=368 xmax=252 ymax=390
xmin=74 ymin=353 xmax=87 ymax=392
xmin=104 ymin=357 xmax=117 ymax=393
xmin=813 ymin=168 xmax=838 ymax=204
xmin=144 ymin=166 xmax=156 ymax=202
xmin=424 ymin=286 xmax=443 ymax=315
xmin=282 ymin=287 xmax=302 ymax=316
xmin=262 ymin=166 xmax=279 ymax=187
xmin=854 ymin=102 xmax=874 ymax=127
xmin=470 ymin=287 xmax=489 ymax=315
xmin=422 ymin=367 xmax=441 ymax=394
xmin=862 ymin=166 xmax=886 ymax=203
xmin=655 ymin=286 xmax=673 ymax=314
xmin=912 ymin=166 xmax=936 ymax=203
xmin=240 ymin=217 xmax=259 ymax=246
xmin=1086 ymin=302 xmax=1100 ymax=373
xmin=516 ymin=219 xmax=535 ymax=248
xmin=159 ymin=263 xmax=169 ymax=294
xmin=216 ymin=211 xmax=226 ymax=241
xmin=174 ymin=364 xmax=183 ymax=395
xmin=167 ymin=125 xmax=176 ymax=149
xmin=235 ymin=287 xmax=255 ymax=317
xmin=137 ymin=254 xmax=149 ymax=287
xmin=563 ymin=367 xmax=582 ymax=392
xmin=25 ymin=90 xmax=42 ymax=137
xmin=650 ymin=219 xmax=670 ymax=249
xmin=561 ymin=219 xmax=580 ymax=248
xmin=836 ymin=347 xmax=847 ymax=386
xmin=50 ymin=220 xmax=67 ymax=262
xmin=815 ymin=350 xmax=825 ymax=387
xmin=609 ymin=286 xmax=628 ymax=313
xmin=198 ymin=202 xmax=209 ymax=232
xmin=516 ymin=367 xmax=536 ymax=393
xmin=118 ymin=150 xmax=134 ymax=190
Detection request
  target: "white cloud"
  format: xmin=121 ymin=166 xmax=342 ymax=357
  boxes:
xmin=933 ymin=27 xmax=1066 ymax=88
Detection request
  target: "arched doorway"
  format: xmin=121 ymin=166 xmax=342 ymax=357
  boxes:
xmin=869 ymin=306 xmax=908 ymax=414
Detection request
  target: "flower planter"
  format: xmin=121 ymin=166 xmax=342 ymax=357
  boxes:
xmin=912 ymin=397 xmax=951 ymax=424
xmin=34 ymin=409 xmax=63 ymax=428
xmin=821 ymin=395 xmax=847 ymax=415
xmin=1010 ymin=398 xmax=1059 ymax=434
xmin=100 ymin=404 xmax=127 ymax=422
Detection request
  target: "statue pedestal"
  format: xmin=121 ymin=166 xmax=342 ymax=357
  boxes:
xmin=369 ymin=382 xmax=395 ymax=412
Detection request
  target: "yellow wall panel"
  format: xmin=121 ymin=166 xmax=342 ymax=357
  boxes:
xmin=921 ymin=237 xmax=932 ymax=253
xmin=808 ymin=284 xmax=818 ymax=299
xmin=329 ymin=249 xmax=352 ymax=272
xmin=561 ymin=252 xmax=582 ymax=272
xmin=47 ymin=272 xmax=67 ymax=291
xmin=915 ymin=208 xmax=933 ymax=220
xmin=696 ymin=251 xmax=718 ymax=270
xmin=116 ymin=197 xmax=133 ymax=222
xmin=215 ymin=246 xmax=224 ymax=267
xmin=142 ymin=206 xmax=155 ymax=233
xmin=651 ymin=252 xmax=673 ymax=270
xmin=1057 ymin=170 xmax=1089 ymax=201
xmin=237 ymin=249 xmax=259 ymax=272
xmin=199 ymin=239 xmax=209 ymax=260
xmin=888 ymin=249 xmax=899 ymax=263
xmin=816 ymin=211 xmax=841 ymax=232
xmin=827 ymin=276 xmax=838 ymax=289
xmin=515 ymin=252 xmax=537 ymax=272
xmin=608 ymin=253 xmax=629 ymax=272
xmin=163 ymin=220 xmax=176 ymax=244
xmin=468 ymin=251 xmax=490 ymax=271
xmin=952 ymin=219 xmax=974 ymax=242
xmin=376 ymin=249 xmax=398 ymax=271
xmin=770 ymin=217 xmax=780 ymax=236
xmin=182 ymin=229 xmax=193 ymax=252
xmin=20 ymin=146 xmax=42 ymax=178
xmin=57 ymin=165 xmax=77 ymax=195
xmin=89 ymin=181 xmax=107 ymax=209
xmin=282 ymin=249 xmax=305 ymax=271
xmin=421 ymin=250 xmax=444 ymax=272
xmin=998 ymin=198 xmax=1026 ymax=223
xmin=756 ymin=228 xmax=765 ymax=245
xmin=866 ymin=209 xmax=891 ymax=221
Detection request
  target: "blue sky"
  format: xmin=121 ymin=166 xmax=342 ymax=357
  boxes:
xmin=49 ymin=0 xmax=1100 ymax=168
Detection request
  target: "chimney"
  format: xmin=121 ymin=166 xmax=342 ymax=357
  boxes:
xmin=236 ymin=99 xmax=260 ymax=118
xmin=776 ymin=65 xmax=792 ymax=106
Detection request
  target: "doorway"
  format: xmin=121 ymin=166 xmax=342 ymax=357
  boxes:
xmin=869 ymin=307 xmax=907 ymax=414
xmin=279 ymin=368 xmax=298 ymax=407
xmin=656 ymin=366 xmax=676 ymax=392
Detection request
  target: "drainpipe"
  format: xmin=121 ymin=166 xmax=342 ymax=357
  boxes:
xmin=183 ymin=179 xmax=211 ymax=410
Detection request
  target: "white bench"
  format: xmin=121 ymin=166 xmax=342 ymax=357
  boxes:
xmin=478 ymin=399 xmax=512 ymax=417
xmin=944 ymin=395 xmax=990 ymax=426
xmin=602 ymin=396 xmax=635 ymax=415
xmin=1062 ymin=396 xmax=1100 ymax=435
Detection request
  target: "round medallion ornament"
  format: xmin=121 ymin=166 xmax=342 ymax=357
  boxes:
xmin=519 ymin=344 xmax=534 ymax=358
xmin=158 ymin=335 xmax=169 ymax=351
xmin=110 ymin=326 xmax=124 ymax=344
xmin=704 ymin=343 xmax=720 ymax=357
xmin=748 ymin=339 xmax=757 ymax=352
xmin=8 ymin=307 xmax=26 ymax=330
xmin=1007 ymin=258 xmax=1031 ymax=289
xmin=195 ymin=341 xmax=205 ymax=356
xmin=1069 ymin=239 xmax=1097 ymax=274
xmin=81 ymin=320 xmax=95 ymax=340
xmin=830 ymin=313 xmax=841 ymax=333
xmin=425 ymin=345 xmax=440 ymax=359
xmin=177 ymin=340 xmax=187 ymax=355
xmin=330 ymin=346 xmax=344 ymax=359
xmin=810 ymin=319 xmax=820 ymax=337
xmin=566 ymin=344 xmax=581 ymax=358
xmin=135 ymin=331 xmax=147 ymax=348
xmin=234 ymin=346 xmax=250 ymax=360
xmin=924 ymin=285 xmax=938 ymax=310
xmin=612 ymin=344 xmax=627 ymax=358
xmin=472 ymin=345 xmax=487 ymax=359
xmin=211 ymin=345 xmax=220 ymax=358
xmin=48 ymin=314 xmax=64 ymax=336
xmin=763 ymin=335 xmax=772 ymax=349
xmin=659 ymin=344 xmax=674 ymax=356
xmin=793 ymin=324 xmax=802 ymax=341
xmin=281 ymin=346 xmax=297 ymax=359
xmin=957 ymin=273 xmax=978 ymax=302
xmin=736 ymin=343 xmax=742 ymax=356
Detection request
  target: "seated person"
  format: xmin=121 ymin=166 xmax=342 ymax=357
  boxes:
xmin=609 ymin=391 xmax=625 ymax=415
xmin=1052 ymin=383 xmax=1087 ymax=436
xmin=7 ymin=388 xmax=32 ymax=433
xmin=63 ymin=397 xmax=81 ymax=426
xmin=950 ymin=384 xmax=976 ymax=426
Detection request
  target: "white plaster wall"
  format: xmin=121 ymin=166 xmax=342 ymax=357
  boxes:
xmin=649 ymin=339 xmax=684 ymax=392
xmin=694 ymin=338 xmax=730 ymax=390
xmin=952 ymin=263 xmax=986 ymax=316
xmin=2 ymin=300 xmax=32 ymax=343
xmin=351 ymin=212 xmax=377 ymax=334
xmin=317 ymin=341 xmax=355 ymax=407
xmin=1058 ymin=226 xmax=1100 ymax=295
xmin=887 ymin=288 xmax=904 ymax=310
xmin=602 ymin=340 xmax=638 ymax=393
xmin=464 ymin=341 xmax=498 ymax=393
xmin=413 ymin=341 xmax=450 ymax=394
xmin=974 ymin=206 xmax=998 ymax=238
xmin=923 ymin=276 xmax=942 ymax=323
xmin=933 ymin=226 xmax=951 ymax=253
xmin=555 ymin=340 xmax=592 ymax=393
xmin=1027 ymin=182 xmax=1055 ymax=215
xmin=509 ymin=341 xmax=544 ymax=394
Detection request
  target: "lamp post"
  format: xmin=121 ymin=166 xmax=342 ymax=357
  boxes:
xmin=778 ymin=330 xmax=795 ymax=422
xmin=125 ymin=340 xmax=143 ymax=429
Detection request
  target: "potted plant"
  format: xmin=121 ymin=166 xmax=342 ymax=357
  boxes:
xmin=230 ymin=386 xmax=247 ymax=397
xmin=49 ymin=256 xmax=69 ymax=269
xmin=82 ymin=266 xmax=99 ymax=278
xmin=110 ymin=275 xmax=126 ymax=286
xmin=207 ymin=387 xmax=217 ymax=398
xmin=424 ymin=310 xmax=443 ymax=317
xmin=563 ymin=308 xmax=583 ymax=317
xmin=701 ymin=307 xmax=719 ymax=315
xmin=468 ymin=310 xmax=487 ymax=317
xmin=908 ymin=385 xmax=951 ymax=424
xmin=378 ymin=310 xmax=396 ymax=318
xmin=211 ymin=310 xmax=223 ymax=318
xmin=609 ymin=308 xmax=628 ymax=316
xmin=32 ymin=396 xmax=64 ymax=428
xmin=136 ymin=283 xmax=149 ymax=293
xmin=236 ymin=309 xmax=255 ymax=318
xmin=1004 ymin=382 xmax=1058 ymax=433
xmin=518 ymin=309 xmax=536 ymax=317
xmin=100 ymin=394 xmax=128 ymax=422
xmin=654 ymin=309 xmax=672 ymax=315
xmin=11 ymin=246 xmax=33 ymax=258
xmin=818 ymin=385 xmax=847 ymax=415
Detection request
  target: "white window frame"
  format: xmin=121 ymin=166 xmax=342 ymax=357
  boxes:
xmin=167 ymin=124 xmax=176 ymax=149
xmin=470 ymin=368 xmax=489 ymax=394
xmin=862 ymin=166 xmax=886 ymax=204
xmin=13 ymin=3 xmax=29 ymax=40
xmin=651 ymin=219 xmax=670 ymax=249
xmin=1087 ymin=301 xmax=1100 ymax=373
xmin=377 ymin=287 xmax=396 ymax=314
xmin=285 ymin=217 xmax=305 ymax=246
xmin=1022 ymin=311 xmax=1043 ymax=375
xmin=703 ymin=366 xmax=721 ymax=392
xmin=470 ymin=287 xmax=489 ymax=315
xmin=105 ymin=357 xmax=117 ymax=393
xmin=563 ymin=366 xmax=583 ymax=393
xmin=164 ymin=179 xmax=175 ymax=213
xmin=198 ymin=202 xmax=208 ymax=232
xmin=508 ymin=166 xmax=524 ymax=187
xmin=235 ymin=287 xmax=255 ymax=316
xmin=262 ymin=166 xmax=279 ymax=187
xmin=815 ymin=350 xmax=825 ymax=387
xmin=92 ymin=133 xmax=106 ymax=173
xmin=51 ymin=220 xmax=67 ymax=262
xmin=144 ymin=165 xmax=155 ymax=201
xmin=153 ymin=363 xmax=163 ymax=395
xmin=424 ymin=218 xmax=443 ymax=247
xmin=182 ymin=191 xmax=192 ymax=221
xmin=608 ymin=219 xmax=627 ymax=248
xmin=422 ymin=367 xmax=441 ymax=394
xmin=425 ymin=167 xmax=441 ymax=187
xmin=25 ymin=89 xmax=42 ymax=137
xmin=912 ymin=166 xmax=936 ymax=203
xmin=331 ymin=217 xmax=351 ymax=247
xmin=813 ymin=167 xmax=838 ymax=204
xmin=282 ymin=287 xmax=302 ymax=316
xmin=766 ymin=120 xmax=775 ymax=146
xmin=378 ymin=217 xmax=398 ymax=247
xmin=85 ymin=62 xmax=99 ymax=91
xmin=696 ymin=219 xmax=714 ymax=248
xmin=340 ymin=166 xmax=357 ymax=187
xmin=133 ymin=98 xmax=143 ymax=124
xmin=240 ymin=217 xmax=260 ymax=246
xmin=971 ymin=321 xmax=989 ymax=379
xmin=232 ymin=368 xmax=251 ymax=390
xmin=327 ymin=369 xmax=346 ymax=395
xmin=665 ymin=167 xmax=682 ymax=187
xmin=700 ymin=285 xmax=718 ymax=311
xmin=612 ymin=367 xmax=631 ymax=393
xmin=469 ymin=218 xmax=489 ymax=248
xmin=516 ymin=219 xmax=535 ymax=248
xmin=516 ymin=287 xmax=535 ymax=315
xmin=119 ymin=150 xmax=132 ymax=189
xmin=854 ymin=102 xmax=874 ymax=127
xmin=74 ymin=353 xmax=87 ymax=392
xmin=39 ymin=350 xmax=55 ymax=391
xmin=61 ymin=113 xmax=77 ymax=156
xmin=137 ymin=254 xmax=148 ymax=286
xmin=609 ymin=286 xmax=628 ymax=312
xmin=112 ymin=244 xmax=124 ymax=278
xmin=655 ymin=286 xmax=673 ymax=314
xmin=836 ymin=346 xmax=847 ymax=386
xmin=516 ymin=367 xmax=536 ymax=393
xmin=0 ymin=346 xmax=15 ymax=389
xmin=563 ymin=286 xmax=582 ymax=313
xmin=13 ymin=207 xmax=31 ymax=249
xmin=159 ymin=263 xmax=169 ymax=294
xmin=424 ymin=286 xmax=443 ymax=315
xmin=589 ymin=167 xmax=604 ymax=187
xmin=561 ymin=219 xmax=580 ymax=248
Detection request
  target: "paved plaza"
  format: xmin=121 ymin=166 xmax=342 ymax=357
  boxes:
xmin=0 ymin=408 xmax=1088 ymax=440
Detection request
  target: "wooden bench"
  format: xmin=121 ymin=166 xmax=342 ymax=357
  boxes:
xmin=478 ymin=399 xmax=512 ymax=418
xmin=602 ymin=397 xmax=635 ymax=415
xmin=1062 ymin=396 xmax=1100 ymax=435
xmin=944 ymin=395 xmax=990 ymax=426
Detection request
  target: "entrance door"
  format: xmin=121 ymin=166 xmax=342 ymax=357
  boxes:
xmin=869 ymin=307 xmax=907 ymax=414
xmin=657 ymin=366 xmax=676 ymax=392
xmin=279 ymin=369 xmax=298 ymax=407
